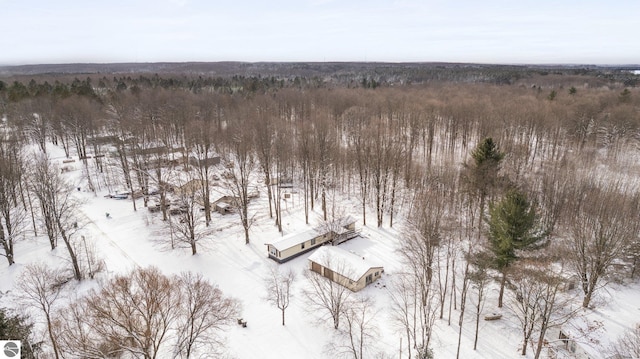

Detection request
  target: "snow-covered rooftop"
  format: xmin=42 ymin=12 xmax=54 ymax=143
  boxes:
xmin=267 ymin=228 xmax=321 ymax=251
xmin=308 ymin=245 xmax=383 ymax=282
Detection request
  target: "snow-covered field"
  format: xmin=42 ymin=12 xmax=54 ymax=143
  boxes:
xmin=1 ymin=143 xmax=639 ymax=359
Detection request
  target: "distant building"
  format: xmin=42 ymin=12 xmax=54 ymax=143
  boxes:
xmin=188 ymin=156 xmax=221 ymax=168
xmin=546 ymin=327 xmax=598 ymax=359
xmin=212 ymin=195 xmax=239 ymax=215
xmin=174 ymin=179 xmax=204 ymax=196
xmin=308 ymin=246 xmax=383 ymax=292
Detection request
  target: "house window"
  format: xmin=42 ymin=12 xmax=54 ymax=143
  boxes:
xmin=311 ymin=238 xmax=316 ymax=246
xmin=301 ymin=242 xmax=305 ymax=250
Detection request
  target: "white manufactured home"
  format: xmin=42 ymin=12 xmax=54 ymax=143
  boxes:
xmin=266 ymin=216 xmax=359 ymax=263
xmin=266 ymin=229 xmax=331 ymax=263
xmin=308 ymin=246 xmax=383 ymax=292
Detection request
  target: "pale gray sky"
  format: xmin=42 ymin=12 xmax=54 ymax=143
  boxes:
xmin=2 ymin=0 xmax=638 ymax=65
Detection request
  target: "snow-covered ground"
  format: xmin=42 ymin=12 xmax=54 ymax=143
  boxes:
xmin=1 ymin=143 xmax=639 ymax=359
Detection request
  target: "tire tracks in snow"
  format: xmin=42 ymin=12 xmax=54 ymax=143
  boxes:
xmin=76 ymin=210 xmax=141 ymax=270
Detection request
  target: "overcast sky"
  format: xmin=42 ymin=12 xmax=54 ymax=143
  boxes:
xmin=2 ymin=0 xmax=638 ymax=65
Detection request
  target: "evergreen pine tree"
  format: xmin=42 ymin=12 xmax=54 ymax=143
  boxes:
xmin=487 ymin=189 xmax=546 ymax=307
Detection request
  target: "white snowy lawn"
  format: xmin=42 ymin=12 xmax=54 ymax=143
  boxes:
xmin=1 ymin=143 xmax=639 ymax=359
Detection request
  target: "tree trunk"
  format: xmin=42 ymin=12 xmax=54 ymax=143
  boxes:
xmin=473 ymin=284 xmax=483 ymax=350
xmin=46 ymin=313 xmax=60 ymax=359
xmin=43 ymin=211 xmax=57 ymax=250
xmin=0 ymin=225 xmax=15 ymax=266
xmin=582 ymin=288 xmax=594 ymax=308
xmin=203 ymin=167 xmax=211 ymax=226
xmin=322 ymin=182 xmax=327 ymax=221
xmin=303 ymin=165 xmax=309 ymax=224
xmin=21 ymin=180 xmax=39 ymax=236
xmin=582 ymin=273 xmax=598 ymax=308
xmin=266 ymin=177 xmax=273 ymax=219
xmin=191 ymin=239 xmax=197 ymax=255
xmin=534 ymin=324 xmax=549 ymax=359
xmin=60 ymin=228 xmax=82 ymax=281
xmin=281 ymin=308 xmax=285 ymax=326
xmin=361 ymin=185 xmax=367 ymax=226
xmin=498 ymin=271 xmax=506 ymax=308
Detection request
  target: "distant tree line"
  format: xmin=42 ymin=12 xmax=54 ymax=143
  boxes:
xmin=1 ymin=67 xmax=639 ymax=358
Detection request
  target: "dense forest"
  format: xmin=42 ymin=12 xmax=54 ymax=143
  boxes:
xmin=1 ymin=63 xmax=639 ymax=358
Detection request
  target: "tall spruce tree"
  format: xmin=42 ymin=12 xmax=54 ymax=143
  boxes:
xmin=488 ymin=189 xmax=546 ymax=307
xmin=470 ymin=137 xmax=504 ymax=200
xmin=467 ymin=137 xmax=505 ymax=243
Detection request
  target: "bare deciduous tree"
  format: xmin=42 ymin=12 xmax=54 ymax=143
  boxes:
xmin=16 ymin=263 xmax=68 ymax=359
xmin=611 ymin=324 xmax=640 ymax=359
xmin=469 ymin=250 xmax=492 ymax=351
xmin=265 ymin=265 xmax=295 ymax=326
xmin=389 ymin=272 xmax=438 ymax=359
xmin=55 ymin=296 xmax=120 ymax=358
xmin=303 ymin=259 xmax=353 ymax=330
xmin=253 ymin=99 xmax=277 ymax=220
xmin=346 ymin=107 xmax=372 ymax=226
xmin=106 ymin=93 xmax=139 ymax=211
xmin=54 ymin=269 xmax=238 ymax=359
xmin=30 ymin=154 xmax=84 ymax=280
xmin=83 ymin=267 xmax=179 ymax=359
xmin=0 ymin=132 xmax=27 ymax=266
xmin=565 ymin=180 xmax=639 ymax=308
xmin=328 ymin=296 xmax=379 ymax=359
xmin=22 ymin=98 xmax=53 ymax=154
xmin=507 ymin=258 xmax=577 ymax=358
xmin=175 ymin=271 xmax=240 ymax=358
xmin=185 ymin=95 xmax=220 ymax=227
xmin=222 ymin=115 xmax=256 ymax=245
xmin=165 ymin=176 xmax=212 ymax=255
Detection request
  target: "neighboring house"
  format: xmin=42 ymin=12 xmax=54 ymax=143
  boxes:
xmin=175 ymin=179 xmax=204 ymax=196
xmin=546 ymin=327 xmax=597 ymax=359
xmin=188 ymin=156 xmax=221 ymax=168
xmin=212 ymin=195 xmax=239 ymax=215
xmin=266 ymin=215 xmax=360 ymax=263
xmin=136 ymin=145 xmax=167 ymax=156
xmin=266 ymin=229 xmax=332 ymax=263
xmin=266 ymin=176 xmax=293 ymax=188
xmin=215 ymin=201 xmax=233 ymax=215
xmin=308 ymin=246 xmax=383 ymax=292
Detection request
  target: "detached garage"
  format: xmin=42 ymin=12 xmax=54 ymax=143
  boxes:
xmin=308 ymin=246 xmax=383 ymax=292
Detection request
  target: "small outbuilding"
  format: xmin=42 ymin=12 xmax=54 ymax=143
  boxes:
xmin=308 ymin=246 xmax=383 ymax=292
xmin=212 ymin=196 xmax=239 ymax=215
